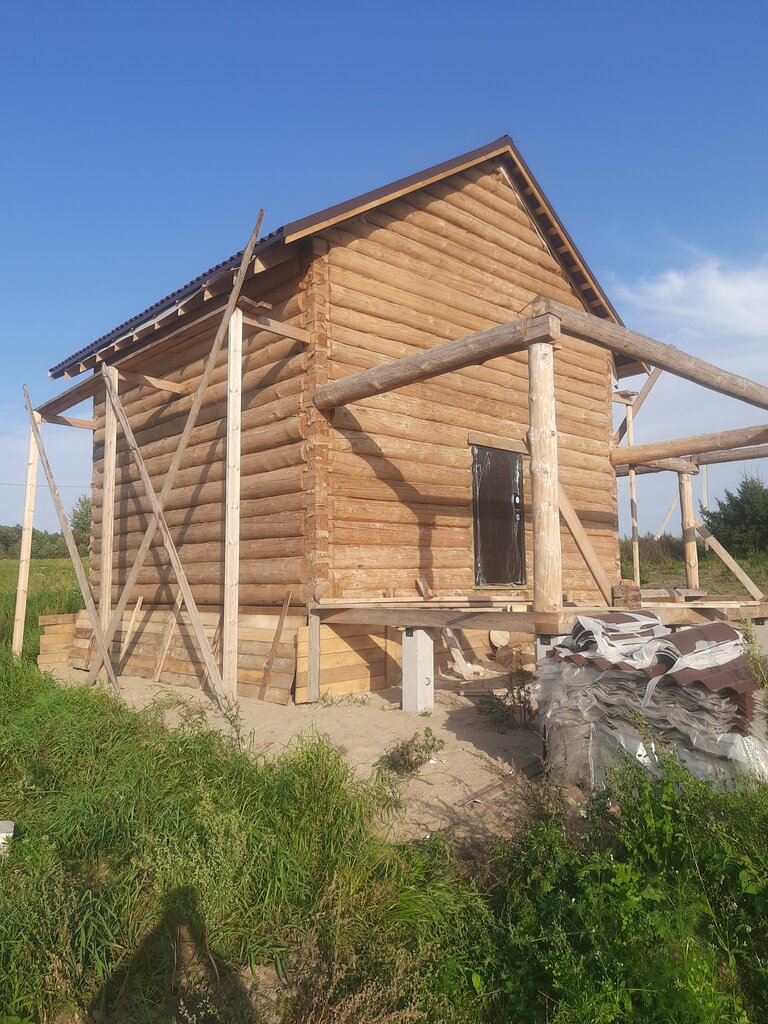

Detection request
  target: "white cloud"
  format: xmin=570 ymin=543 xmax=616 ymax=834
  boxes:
xmin=612 ymin=254 xmax=768 ymax=535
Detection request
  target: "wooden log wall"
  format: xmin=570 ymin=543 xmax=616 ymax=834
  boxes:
xmin=89 ymin=258 xmax=308 ymax=612
xmin=315 ymin=160 xmax=620 ymax=604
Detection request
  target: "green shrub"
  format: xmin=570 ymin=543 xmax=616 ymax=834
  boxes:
xmin=702 ymin=475 xmax=768 ymax=557
xmin=375 ymin=727 xmax=446 ymax=776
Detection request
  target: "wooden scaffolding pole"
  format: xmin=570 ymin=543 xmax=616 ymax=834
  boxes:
xmin=223 ymin=309 xmax=242 ymax=701
xmin=626 ymin=403 xmax=641 ymax=586
xmin=23 ymin=387 xmax=119 ymax=692
xmin=678 ymin=471 xmax=699 ymax=589
xmin=655 ymin=492 xmax=679 ymax=540
xmin=102 ymin=369 xmax=230 ymax=708
xmin=528 ymin=336 xmax=562 ymax=612
xmin=88 ymin=209 xmax=265 ymax=685
xmin=100 ymin=366 xmax=117 ymax=635
xmin=12 ymin=414 xmax=40 ymax=656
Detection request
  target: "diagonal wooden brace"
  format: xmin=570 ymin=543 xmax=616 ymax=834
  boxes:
xmin=102 ymin=370 xmax=230 ymax=708
xmin=23 ymin=386 xmax=120 ymax=693
xmin=88 ymin=209 xmax=265 ymax=684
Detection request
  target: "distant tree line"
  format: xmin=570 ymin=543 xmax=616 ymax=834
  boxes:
xmin=0 ymin=494 xmax=92 ymax=559
xmin=700 ymin=475 xmax=768 ymax=557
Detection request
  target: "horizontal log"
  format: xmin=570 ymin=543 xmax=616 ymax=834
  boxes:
xmin=315 ymin=313 xmax=559 ymax=409
xmin=534 ymin=297 xmax=768 ymax=411
xmin=693 ymin=443 xmax=768 ymax=466
xmin=611 ymin=423 xmax=768 ymax=466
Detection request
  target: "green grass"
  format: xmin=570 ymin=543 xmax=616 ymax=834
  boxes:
xmin=620 ymin=534 xmax=768 ymax=594
xmin=0 ymin=558 xmax=84 ymax=660
xmin=3 ymin=557 xmax=768 ymax=1021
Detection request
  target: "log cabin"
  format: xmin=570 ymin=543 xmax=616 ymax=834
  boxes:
xmin=21 ymin=135 xmax=768 ymax=709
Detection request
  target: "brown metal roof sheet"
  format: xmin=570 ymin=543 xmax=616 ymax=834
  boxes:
xmin=49 ymin=134 xmax=623 ymax=379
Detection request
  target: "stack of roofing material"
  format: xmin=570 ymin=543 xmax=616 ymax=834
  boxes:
xmin=536 ymin=615 xmax=768 ymax=789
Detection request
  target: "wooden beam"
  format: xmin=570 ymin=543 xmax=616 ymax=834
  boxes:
xmin=116 ymin=370 xmax=187 ymax=395
xmin=102 ymin=370 xmax=230 ymax=709
xmin=88 ymin=210 xmax=265 ymax=685
xmin=611 ymin=423 xmax=768 ymax=466
xmin=615 ymin=458 xmax=699 ymax=476
xmin=678 ymin=472 xmax=699 ymax=589
xmin=39 ymin=414 xmax=96 ymax=429
xmin=23 ymin=387 xmax=119 ymax=692
xmin=260 ymin=590 xmax=292 ymax=697
xmin=100 ymin=366 xmax=117 ymax=644
xmin=12 ymin=414 xmax=40 ymax=656
xmin=223 ymin=309 xmax=242 ymax=702
xmin=693 ymin=443 xmax=768 ymax=467
xmin=314 ymin=313 xmax=561 ymax=411
xmin=317 ymin=605 xmax=559 ymax=632
xmin=626 ymin=404 xmax=641 ymax=586
xmin=557 ymin=484 xmax=613 ymax=604
xmin=528 ymin=338 xmax=563 ymax=612
xmin=614 ymin=368 xmax=662 ymax=443
xmin=533 ymin=297 xmax=768 ymax=411
xmin=694 ymin=519 xmax=765 ymax=601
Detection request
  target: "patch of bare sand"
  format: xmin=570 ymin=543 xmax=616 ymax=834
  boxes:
xmin=60 ymin=670 xmax=543 ymax=843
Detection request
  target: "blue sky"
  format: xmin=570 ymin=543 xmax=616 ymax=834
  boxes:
xmin=0 ymin=0 xmax=766 ymax=534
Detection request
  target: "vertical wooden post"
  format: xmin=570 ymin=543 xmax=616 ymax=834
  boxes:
xmin=679 ymin=471 xmax=699 ymax=588
xmin=528 ymin=338 xmax=562 ymax=612
xmin=700 ymin=464 xmax=710 ymax=551
xmin=100 ymin=365 xmax=118 ymax=635
xmin=626 ymin=403 xmax=641 ymax=586
xmin=223 ymin=309 xmax=242 ymax=702
xmin=12 ymin=414 xmax=40 ymax=656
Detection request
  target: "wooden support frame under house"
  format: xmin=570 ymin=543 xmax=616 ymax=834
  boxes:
xmin=19 ymin=136 xmax=768 ymax=709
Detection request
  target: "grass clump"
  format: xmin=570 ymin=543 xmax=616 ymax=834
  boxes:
xmin=375 ymin=726 xmax=445 ymax=776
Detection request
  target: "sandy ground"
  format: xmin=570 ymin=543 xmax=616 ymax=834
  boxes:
xmin=62 ymin=669 xmax=543 ymax=842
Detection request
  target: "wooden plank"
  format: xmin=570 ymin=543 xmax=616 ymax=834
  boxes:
xmin=694 ymin=519 xmax=764 ymax=600
xmin=103 ymin=373 xmax=229 ymax=707
xmin=467 ymin=431 xmax=528 ymax=455
xmin=12 ymin=416 xmax=40 ymax=656
xmin=528 ymin=338 xmax=563 ymax=612
xmin=558 ymin=484 xmax=613 ymax=604
xmin=678 ymin=472 xmax=699 ymax=589
xmin=534 ymin=297 xmax=768 ymax=411
xmin=223 ymin=309 xmax=242 ymax=701
xmin=415 ymin=579 xmax=472 ymax=679
xmin=614 ymin=367 xmax=662 ymax=443
xmin=260 ymin=590 xmax=292 ymax=697
xmin=88 ymin=209 xmax=265 ymax=684
xmin=23 ymin=387 xmax=119 ymax=692
xmin=317 ymin=605 xmax=558 ymax=632
xmin=314 ymin=313 xmax=560 ymax=410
